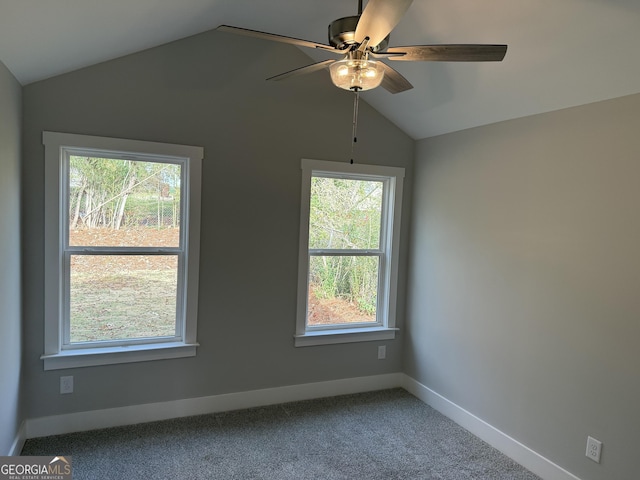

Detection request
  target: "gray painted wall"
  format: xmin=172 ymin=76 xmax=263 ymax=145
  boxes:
xmin=406 ymin=94 xmax=640 ymax=480
xmin=0 ymin=60 xmax=22 ymax=455
xmin=21 ymin=30 xmax=414 ymax=419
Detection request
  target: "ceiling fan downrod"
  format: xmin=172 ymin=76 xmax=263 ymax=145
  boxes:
xmin=350 ymin=87 xmax=361 ymax=164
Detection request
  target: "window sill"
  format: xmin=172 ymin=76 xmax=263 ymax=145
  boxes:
xmin=294 ymin=327 xmax=398 ymax=347
xmin=41 ymin=342 xmax=198 ymax=370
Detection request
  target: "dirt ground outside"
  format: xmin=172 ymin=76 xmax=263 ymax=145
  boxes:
xmin=70 ymin=228 xmax=178 ymax=342
xmin=307 ymin=286 xmax=376 ymax=326
xmin=69 ymin=227 xmax=375 ymax=343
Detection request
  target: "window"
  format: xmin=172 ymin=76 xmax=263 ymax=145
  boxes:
xmin=295 ymin=159 xmax=404 ymax=347
xmin=42 ymin=132 xmax=203 ymax=370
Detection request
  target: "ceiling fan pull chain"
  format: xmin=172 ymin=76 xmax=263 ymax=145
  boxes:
xmin=350 ymin=88 xmax=361 ymax=164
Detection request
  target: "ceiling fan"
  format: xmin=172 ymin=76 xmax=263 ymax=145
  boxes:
xmin=217 ymin=0 xmax=507 ymax=94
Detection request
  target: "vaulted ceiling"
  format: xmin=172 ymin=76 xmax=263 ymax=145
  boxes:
xmin=2 ymin=0 xmax=639 ymax=139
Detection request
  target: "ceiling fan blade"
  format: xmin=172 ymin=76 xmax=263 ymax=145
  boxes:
xmin=217 ymin=25 xmax=336 ymax=52
xmin=378 ymin=62 xmax=413 ymax=94
xmin=386 ymin=44 xmax=508 ymax=62
xmin=355 ymin=0 xmax=414 ymax=47
xmin=266 ymin=59 xmax=336 ymax=82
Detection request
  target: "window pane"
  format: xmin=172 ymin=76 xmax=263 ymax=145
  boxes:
xmin=309 ymin=177 xmax=383 ymax=249
xmin=307 ymin=255 xmax=378 ymax=326
xmin=68 ymin=156 xmax=181 ymax=247
xmin=69 ymin=255 xmax=178 ymax=343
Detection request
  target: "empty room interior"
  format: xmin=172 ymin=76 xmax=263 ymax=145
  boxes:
xmin=1 ymin=1 xmax=639 ymax=479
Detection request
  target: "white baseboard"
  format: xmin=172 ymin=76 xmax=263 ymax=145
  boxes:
xmin=401 ymin=375 xmax=582 ymax=480
xmin=24 ymin=372 xmax=579 ymax=480
xmin=25 ymin=373 xmax=404 ymax=439
xmin=8 ymin=421 xmax=26 ymax=456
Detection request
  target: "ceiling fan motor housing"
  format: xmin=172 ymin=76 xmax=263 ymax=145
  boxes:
xmin=328 ymin=16 xmax=389 ymax=52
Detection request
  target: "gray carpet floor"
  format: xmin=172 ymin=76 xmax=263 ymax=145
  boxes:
xmin=22 ymin=388 xmax=541 ymax=479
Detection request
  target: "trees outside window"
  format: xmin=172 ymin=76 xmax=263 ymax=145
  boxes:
xmin=295 ymin=159 xmax=404 ymax=347
xmin=42 ymin=132 xmax=203 ymax=370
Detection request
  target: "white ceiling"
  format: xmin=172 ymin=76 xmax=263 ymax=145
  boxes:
xmin=2 ymin=0 xmax=640 ymax=140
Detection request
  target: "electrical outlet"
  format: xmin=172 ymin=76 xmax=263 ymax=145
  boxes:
xmin=585 ymin=436 xmax=602 ymax=463
xmin=377 ymin=345 xmax=386 ymax=360
xmin=60 ymin=376 xmax=74 ymax=394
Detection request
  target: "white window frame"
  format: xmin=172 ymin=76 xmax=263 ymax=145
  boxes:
xmin=295 ymin=159 xmax=404 ymax=347
xmin=42 ymin=131 xmax=203 ymax=370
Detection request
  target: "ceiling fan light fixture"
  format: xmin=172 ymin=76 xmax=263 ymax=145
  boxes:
xmin=329 ymin=57 xmax=384 ymax=91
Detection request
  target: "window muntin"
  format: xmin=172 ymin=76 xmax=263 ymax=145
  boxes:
xmin=42 ymin=132 xmax=203 ymax=369
xmin=296 ymin=159 xmax=404 ymax=347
